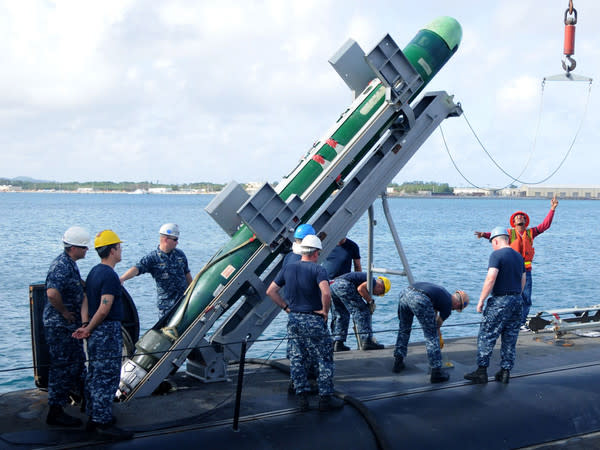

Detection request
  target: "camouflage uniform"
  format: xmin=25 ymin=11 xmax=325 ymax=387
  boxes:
xmin=331 ymin=278 xmax=373 ymax=344
xmin=136 ymin=247 xmax=190 ymax=318
xmin=288 ymin=313 xmax=334 ymax=396
xmin=394 ymin=287 xmax=442 ymax=369
xmin=272 ymin=259 xmax=333 ymax=396
xmin=44 ymin=251 xmax=85 ymax=407
xmin=85 ymin=263 xmax=124 ymax=425
xmin=477 ymin=294 xmax=522 ymax=370
xmin=85 ymin=321 xmax=122 ymax=424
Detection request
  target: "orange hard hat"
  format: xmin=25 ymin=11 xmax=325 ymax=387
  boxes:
xmin=510 ymin=211 xmax=530 ymax=228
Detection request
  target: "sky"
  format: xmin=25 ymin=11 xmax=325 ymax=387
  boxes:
xmin=1 ymin=0 xmax=599 ymax=188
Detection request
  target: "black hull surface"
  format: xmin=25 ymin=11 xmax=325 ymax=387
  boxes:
xmin=3 ymin=332 xmax=600 ymax=449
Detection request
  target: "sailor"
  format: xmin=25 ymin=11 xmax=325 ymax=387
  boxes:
xmin=464 ymin=226 xmax=526 ymax=384
xmin=322 ymin=236 xmax=362 ymax=348
xmin=44 ymin=226 xmax=90 ymax=427
xmin=282 ymin=224 xmax=315 ymax=268
xmin=393 ymin=283 xmax=469 ymax=383
xmin=474 ymin=195 xmax=558 ymax=327
xmin=267 ymin=235 xmax=344 ymax=412
xmin=280 ymin=224 xmax=319 ymax=393
xmin=72 ymin=230 xmax=133 ymax=440
xmin=330 ymin=272 xmax=391 ymax=351
xmin=322 ymin=236 xmax=362 ymax=279
xmin=120 ymin=223 xmax=193 ymax=319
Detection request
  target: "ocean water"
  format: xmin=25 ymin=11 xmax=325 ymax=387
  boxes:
xmin=0 ymin=192 xmax=598 ymax=393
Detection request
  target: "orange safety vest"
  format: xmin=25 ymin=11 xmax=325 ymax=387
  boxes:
xmin=509 ymin=228 xmax=535 ymax=270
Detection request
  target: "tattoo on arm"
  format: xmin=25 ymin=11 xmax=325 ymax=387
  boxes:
xmin=101 ymin=296 xmax=111 ymax=305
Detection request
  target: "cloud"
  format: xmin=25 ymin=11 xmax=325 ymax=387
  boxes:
xmin=1 ymin=0 xmax=599 ymax=187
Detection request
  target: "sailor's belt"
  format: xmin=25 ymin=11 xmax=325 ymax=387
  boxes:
xmin=291 ymin=311 xmax=326 ymax=319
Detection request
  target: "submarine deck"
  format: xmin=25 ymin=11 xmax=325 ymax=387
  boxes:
xmin=3 ymin=330 xmax=600 ymax=449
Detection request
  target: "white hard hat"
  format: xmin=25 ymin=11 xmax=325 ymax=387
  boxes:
xmin=300 ymin=234 xmax=322 ymax=251
xmin=63 ymin=226 xmax=91 ymax=247
xmin=159 ymin=223 xmax=180 ymax=238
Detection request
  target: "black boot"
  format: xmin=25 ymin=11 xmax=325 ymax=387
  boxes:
xmin=495 ymin=368 xmax=510 ymax=384
xmin=318 ymin=395 xmax=344 ymax=411
xmin=392 ymin=356 xmax=405 ymax=373
xmin=46 ymin=405 xmax=83 ymax=427
xmin=464 ymin=366 xmax=488 ymax=384
xmin=430 ymin=367 xmax=450 ymax=383
xmin=297 ymin=392 xmax=309 ymax=412
xmin=333 ymin=341 xmax=350 ymax=352
xmin=361 ymin=337 xmax=384 ymax=350
xmin=87 ymin=421 xmax=133 ymax=440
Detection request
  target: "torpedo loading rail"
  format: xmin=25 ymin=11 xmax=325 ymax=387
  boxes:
xmin=119 ymin=20 xmax=463 ymax=400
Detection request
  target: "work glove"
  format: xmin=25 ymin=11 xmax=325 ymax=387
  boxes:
xmin=368 ymin=301 xmax=376 ymax=314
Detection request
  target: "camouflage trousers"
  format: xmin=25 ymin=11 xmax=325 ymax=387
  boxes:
xmin=477 ymin=294 xmax=522 ymax=370
xmin=85 ymin=321 xmax=122 ymax=424
xmin=288 ymin=313 xmax=334 ymax=396
xmin=331 ymin=279 xmax=373 ymax=344
xmin=394 ymin=287 xmax=442 ymax=369
xmin=45 ymin=326 xmax=85 ymax=407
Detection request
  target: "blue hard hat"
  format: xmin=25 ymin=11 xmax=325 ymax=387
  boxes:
xmin=294 ymin=224 xmax=316 ymax=239
xmin=489 ymin=226 xmax=509 ymax=242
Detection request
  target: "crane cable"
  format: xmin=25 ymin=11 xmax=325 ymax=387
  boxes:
xmin=440 ymin=78 xmax=592 ymax=191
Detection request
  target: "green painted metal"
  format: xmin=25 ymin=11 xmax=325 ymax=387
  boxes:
xmin=424 ymin=16 xmax=462 ymax=52
xmin=129 ymin=17 xmax=463 ymax=368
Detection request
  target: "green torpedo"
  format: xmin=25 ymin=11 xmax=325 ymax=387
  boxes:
xmin=119 ymin=17 xmax=462 ymax=396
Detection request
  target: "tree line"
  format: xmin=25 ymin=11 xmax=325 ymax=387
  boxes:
xmin=2 ymin=178 xmax=451 ymax=194
xmin=0 ymin=179 xmax=225 ymax=192
xmin=388 ymin=181 xmax=453 ymax=194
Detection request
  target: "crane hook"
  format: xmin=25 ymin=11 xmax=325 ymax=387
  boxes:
xmin=562 ymin=55 xmax=576 ymax=73
xmin=562 ymin=6 xmax=577 ymax=74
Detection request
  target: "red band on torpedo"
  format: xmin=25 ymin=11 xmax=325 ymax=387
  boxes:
xmin=312 ymin=155 xmax=325 ymax=164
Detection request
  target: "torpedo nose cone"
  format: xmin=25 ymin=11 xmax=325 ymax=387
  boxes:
xmin=424 ymin=16 xmax=462 ymax=52
xmin=402 ymin=16 xmax=462 ymax=89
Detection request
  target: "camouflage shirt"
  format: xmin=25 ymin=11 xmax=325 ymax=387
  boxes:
xmin=136 ymin=247 xmax=190 ymax=308
xmin=44 ymin=251 xmax=85 ymax=328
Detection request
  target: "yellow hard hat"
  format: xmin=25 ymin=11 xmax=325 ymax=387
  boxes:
xmin=377 ymin=276 xmax=391 ymax=295
xmin=94 ymin=230 xmax=122 ymax=248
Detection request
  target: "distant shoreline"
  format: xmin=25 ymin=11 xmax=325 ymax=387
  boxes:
xmin=1 ymin=190 xmax=597 ymax=200
xmin=0 ymin=189 xmax=218 ymax=195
